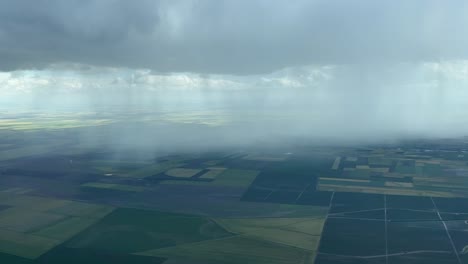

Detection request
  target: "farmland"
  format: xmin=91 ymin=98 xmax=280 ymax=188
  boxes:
xmin=1 ymin=119 xmax=468 ymax=263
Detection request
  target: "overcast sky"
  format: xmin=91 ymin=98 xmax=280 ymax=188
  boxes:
xmin=2 ymin=0 xmax=468 ymax=145
xmin=1 ymin=0 xmax=468 ymax=73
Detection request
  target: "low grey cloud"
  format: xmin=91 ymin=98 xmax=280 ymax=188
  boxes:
xmin=1 ymin=0 xmax=468 ymax=74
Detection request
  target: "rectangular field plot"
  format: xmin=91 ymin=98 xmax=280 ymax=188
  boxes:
xmin=215 ymin=217 xmax=325 ymax=251
xmin=240 ymin=158 xmax=331 ymax=205
xmin=330 ymin=192 xmax=384 ymax=214
xmin=386 ymin=195 xmax=435 ymax=210
xmin=139 ymin=236 xmax=314 ymax=264
xmin=210 ymin=169 xmax=260 ymax=187
xmin=265 ymin=190 xmax=301 ymax=204
xmin=160 ymin=169 xmax=260 ymax=189
xmin=241 ymin=187 xmax=274 ymax=202
xmin=249 ymin=161 xmax=321 ymax=192
xmin=65 ymin=208 xmax=232 ymax=254
xmin=315 ymin=254 xmax=386 ymax=264
xmin=441 ymin=212 xmax=468 ymax=221
xmin=0 ymin=194 xmax=70 ymax=212
xmin=0 ymin=252 xmax=34 ymax=264
xmin=165 ymin=168 xmax=203 ymax=178
xmin=36 ymin=246 xmax=166 ymax=264
xmin=46 ymin=201 xmax=114 ymax=219
xmin=387 ymin=221 xmax=453 ymax=254
xmin=199 ymin=167 xmax=226 ymax=179
xmin=81 ymin=182 xmax=147 ymax=192
xmin=0 ymin=207 xmax=66 ymax=233
xmin=387 ymin=209 xmax=439 ymax=221
xmin=295 ymin=190 xmax=333 ymax=207
xmin=34 ymin=246 xmax=166 ymax=264
xmin=0 ymin=193 xmax=115 ymax=259
xmin=318 ymin=218 xmax=385 ymax=256
xmin=329 ymin=209 xmax=385 ymax=220
xmin=0 ymin=229 xmax=60 ymax=259
xmin=447 ymin=229 xmax=468 ymax=263
xmin=32 ymin=217 xmax=97 ymax=241
xmin=388 ymin=252 xmax=459 ymax=264
xmin=433 ymin=197 xmax=468 ymax=213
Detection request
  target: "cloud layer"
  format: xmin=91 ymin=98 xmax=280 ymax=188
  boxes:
xmin=1 ymin=0 xmax=468 ymax=74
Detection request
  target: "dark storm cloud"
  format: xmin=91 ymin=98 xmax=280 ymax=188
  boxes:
xmin=1 ymin=0 xmax=468 ymax=74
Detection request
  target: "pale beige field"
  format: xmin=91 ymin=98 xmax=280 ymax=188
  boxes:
xmin=166 ymin=168 xmax=202 ymax=178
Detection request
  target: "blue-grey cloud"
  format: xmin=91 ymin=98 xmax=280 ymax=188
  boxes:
xmin=1 ymin=0 xmax=468 ymax=74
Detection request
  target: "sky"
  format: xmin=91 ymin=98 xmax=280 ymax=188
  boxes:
xmin=2 ymin=0 xmax=468 ymax=146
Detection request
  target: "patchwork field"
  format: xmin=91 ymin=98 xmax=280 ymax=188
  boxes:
xmin=2 ymin=127 xmax=468 ymax=263
xmin=317 ymin=148 xmax=468 ymax=198
xmin=0 ymin=193 xmax=114 ymax=259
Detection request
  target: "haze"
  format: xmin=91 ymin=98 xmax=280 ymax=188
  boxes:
xmin=2 ymin=0 xmax=468 ymax=149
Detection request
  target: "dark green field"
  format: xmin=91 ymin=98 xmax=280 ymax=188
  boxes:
xmin=66 ymin=208 xmax=232 ymax=253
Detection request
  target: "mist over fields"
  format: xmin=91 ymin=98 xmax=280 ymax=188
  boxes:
xmin=1 ymin=0 xmax=468 ymax=151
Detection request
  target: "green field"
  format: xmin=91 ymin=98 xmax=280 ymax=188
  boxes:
xmin=215 ymin=217 xmax=325 ymax=250
xmin=81 ymin=182 xmax=147 ymax=192
xmin=32 ymin=217 xmax=97 ymax=241
xmin=66 ymin=208 xmax=232 ymax=254
xmin=139 ymin=236 xmax=314 ymax=264
xmin=0 ymin=194 xmax=114 ymax=259
xmin=0 ymin=229 xmax=60 ymax=259
xmin=46 ymin=201 xmax=114 ymax=219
